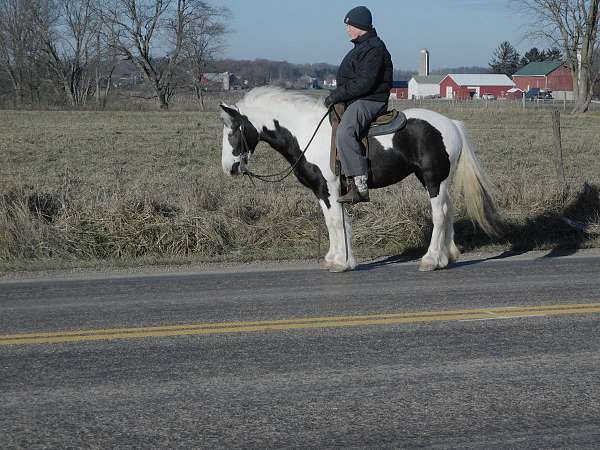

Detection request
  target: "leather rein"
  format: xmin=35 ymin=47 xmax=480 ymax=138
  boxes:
xmin=238 ymin=106 xmax=333 ymax=183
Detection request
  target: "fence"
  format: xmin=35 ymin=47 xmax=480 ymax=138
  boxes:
xmin=388 ymin=96 xmax=600 ymax=114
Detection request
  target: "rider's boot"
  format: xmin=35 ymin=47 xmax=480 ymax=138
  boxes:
xmin=338 ymin=175 xmax=369 ymax=204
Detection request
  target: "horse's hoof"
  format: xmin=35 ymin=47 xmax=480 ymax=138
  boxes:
xmin=329 ymin=263 xmax=349 ymax=273
xmin=448 ymin=244 xmax=461 ymax=264
xmin=419 ymin=261 xmax=437 ymax=272
xmin=318 ymin=258 xmax=332 ymax=270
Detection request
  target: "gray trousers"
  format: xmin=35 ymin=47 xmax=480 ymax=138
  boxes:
xmin=336 ymin=99 xmax=387 ymax=177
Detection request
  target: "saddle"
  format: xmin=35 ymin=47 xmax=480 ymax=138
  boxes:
xmin=329 ymin=103 xmax=407 ymax=175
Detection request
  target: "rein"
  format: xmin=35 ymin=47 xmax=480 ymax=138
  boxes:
xmin=241 ymin=106 xmax=332 ymax=183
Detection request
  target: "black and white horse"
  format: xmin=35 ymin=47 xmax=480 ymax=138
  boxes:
xmin=220 ymin=87 xmax=500 ymax=272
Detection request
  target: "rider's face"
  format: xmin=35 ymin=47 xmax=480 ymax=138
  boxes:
xmin=346 ymin=24 xmax=367 ymax=40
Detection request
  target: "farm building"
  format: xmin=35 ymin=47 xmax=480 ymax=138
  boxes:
xmin=391 ymin=80 xmax=408 ymax=99
xmin=512 ymin=61 xmax=574 ymax=100
xmin=408 ymin=75 xmax=445 ymax=99
xmin=506 ymin=87 xmax=524 ymax=100
xmin=440 ymin=74 xmax=515 ymax=99
xmin=201 ymin=72 xmax=232 ymax=91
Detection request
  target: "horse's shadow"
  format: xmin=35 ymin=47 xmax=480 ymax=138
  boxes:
xmin=357 ymin=183 xmax=600 ymax=271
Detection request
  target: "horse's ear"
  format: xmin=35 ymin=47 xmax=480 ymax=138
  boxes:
xmin=260 ymin=126 xmax=274 ymax=140
xmin=219 ymin=103 xmax=241 ymax=127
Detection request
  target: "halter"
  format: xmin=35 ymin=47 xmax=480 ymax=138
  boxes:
xmin=237 ymin=106 xmax=333 ymax=183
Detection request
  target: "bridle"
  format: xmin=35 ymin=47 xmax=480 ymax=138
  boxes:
xmin=234 ymin=106 xmax=333 ymax=183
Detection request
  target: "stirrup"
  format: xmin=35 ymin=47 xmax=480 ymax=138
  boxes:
xmin=338 ymin=180 xmax=369 ymax=204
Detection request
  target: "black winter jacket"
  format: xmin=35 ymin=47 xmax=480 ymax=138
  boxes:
xmin=330 ymin=29 xmax=393 ymax=105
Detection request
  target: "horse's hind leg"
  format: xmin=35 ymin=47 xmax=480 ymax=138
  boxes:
xmin=446 ymin=196 xmax=460 ymax=264
xmin=420 ymin=181 xmax=455 ymax=271
xmin=446 ymin=202 xmax=461 ymax=264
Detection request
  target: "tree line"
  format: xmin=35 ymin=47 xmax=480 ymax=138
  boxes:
xmin=489 ymin=42 xmax=564 ymax=77
xmin=1 ymin=0 xmax=598 ymax=112
xmin=0 ymin=0 xmax=229 ymax=109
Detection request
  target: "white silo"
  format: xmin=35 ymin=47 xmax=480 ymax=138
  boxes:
xmin=419 ymin=49 xmax=430 ymax=77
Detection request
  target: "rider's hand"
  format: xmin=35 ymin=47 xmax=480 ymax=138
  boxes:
xmin=324 ymin=94 xmax=336 ymax=108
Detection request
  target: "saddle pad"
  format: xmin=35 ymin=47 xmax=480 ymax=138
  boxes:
xmin=373 ymin=110 xmax=398 ymax=125
xmin=368 ymin=110 xmax=407 ymax=138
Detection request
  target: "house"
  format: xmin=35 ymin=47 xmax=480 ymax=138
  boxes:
xmin=440 ymin=74 xmax=515 ymax=99
xmin=201 ymin=72 xmax=232 ymax=91
xmin=512 ymin=61 xmax=573 ymax=100
xmin=391 ymin=80 xmax=408 ymax=99
xmin=408 ymin=75 xmax=445 ymax=99
xmin=294 ymin=75 xmax=319 ymax=90
xmin=323 ymin=76 xmax=337 ymax=89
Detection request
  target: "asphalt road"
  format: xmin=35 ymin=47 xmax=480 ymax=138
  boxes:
xmin=1 ymin=252 xmax=600 ymax=449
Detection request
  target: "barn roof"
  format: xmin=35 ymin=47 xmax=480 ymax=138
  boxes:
xmin=392 ymin=80 xmax=409 ymax=88
xmin=446 ymin=74 xmax=515 ymax=86
xmin=412 ymin=75 xmax=445 ymax=84
xmin=513 ymin=61 xmax=565 ymax=76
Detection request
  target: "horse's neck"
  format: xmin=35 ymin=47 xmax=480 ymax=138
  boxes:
xmin=245 ymin=101 xmax=326 ymax=163
xmin=258 ymin=121 xmax=302 ymax=165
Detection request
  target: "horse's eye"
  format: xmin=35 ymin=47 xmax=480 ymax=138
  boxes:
xmin=228 ymin=131 xmax=242 ymax=156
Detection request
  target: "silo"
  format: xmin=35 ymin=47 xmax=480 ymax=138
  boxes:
xmin=419 ymin=49 xmax=430 ymax=77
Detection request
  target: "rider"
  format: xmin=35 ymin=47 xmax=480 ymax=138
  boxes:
xmin=325 ymin=5 xmax=393 ymax=204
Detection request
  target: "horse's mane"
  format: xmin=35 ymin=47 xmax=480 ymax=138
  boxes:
xmin=236 ymin=87 xmax=326 ymax=131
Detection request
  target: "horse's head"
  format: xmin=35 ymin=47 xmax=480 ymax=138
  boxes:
xmin=219 ymin=104 xmax=260 ymax=176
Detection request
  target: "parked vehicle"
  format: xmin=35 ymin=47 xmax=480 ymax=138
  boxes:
xmin=525 ymin=88 xmax=553 ymax=100
xmin=481 ymin=93 xmax=496 ymax=100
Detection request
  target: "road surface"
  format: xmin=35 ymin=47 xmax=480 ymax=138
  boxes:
xmin=1 ymin=251 xmax=600 ymax=448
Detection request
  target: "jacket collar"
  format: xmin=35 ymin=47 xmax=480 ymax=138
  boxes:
xmin=351 ymin=29 xmax=377 ymax=45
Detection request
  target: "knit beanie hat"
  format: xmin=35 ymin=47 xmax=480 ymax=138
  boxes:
xmin=344 ymin=6 xmax=373 ymax=31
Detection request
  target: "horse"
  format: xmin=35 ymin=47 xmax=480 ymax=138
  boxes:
xmin=219 ymin=87 xmax=501 ymax=273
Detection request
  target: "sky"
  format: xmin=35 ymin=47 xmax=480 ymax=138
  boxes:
xmin=210 ymin=0 xmax=537 ymax=71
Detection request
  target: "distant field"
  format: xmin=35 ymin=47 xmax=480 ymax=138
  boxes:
xmin=1 ymin=97 xmax=599 ymax=271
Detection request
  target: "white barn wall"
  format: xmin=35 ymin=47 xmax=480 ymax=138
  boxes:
xmin=408 ymin=78 xmax=441 ymax=99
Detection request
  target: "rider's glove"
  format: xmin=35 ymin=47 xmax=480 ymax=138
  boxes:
xmin=324 ymin=94 xmax=336 ymax=108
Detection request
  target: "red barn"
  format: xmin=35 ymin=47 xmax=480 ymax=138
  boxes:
xmin=512 ymin=61 xmax=573 ymax=100
xmin=440 ymin=74 xmax=515 ymax=99
xmin=391 ymin=80 xmax=408 ymax=99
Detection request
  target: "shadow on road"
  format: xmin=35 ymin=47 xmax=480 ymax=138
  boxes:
xmin=358 ymin=183 xmax=600 ymax=272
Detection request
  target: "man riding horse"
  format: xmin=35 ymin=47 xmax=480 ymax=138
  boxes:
xmin=324 ymin=6 xmax=393 ymax=204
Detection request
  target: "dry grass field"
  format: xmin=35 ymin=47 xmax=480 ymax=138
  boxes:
xmin=1 ymin=95 xmax=599 ymax=271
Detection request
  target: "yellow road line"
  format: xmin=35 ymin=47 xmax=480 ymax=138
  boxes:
xmin=1 ymin=303 xmax=600 ymax=346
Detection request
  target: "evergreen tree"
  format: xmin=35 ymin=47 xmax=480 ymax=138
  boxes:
xmin=545 ymin=47 xmax=563 ymax=61
xmin=489 ymin=41 xmax=521 ymax=76
xmin=520 ymin=47 xmax=545 ymax=66
xmin=519 ymin=47 xmax=564 ymax=67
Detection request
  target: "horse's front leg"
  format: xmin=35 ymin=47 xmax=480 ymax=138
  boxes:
xmin=319 ymin=195 xmax=356 ymax=273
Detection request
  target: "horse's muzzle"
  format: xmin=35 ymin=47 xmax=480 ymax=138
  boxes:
xmin=230 ymin=161 xmax=249 ymax=176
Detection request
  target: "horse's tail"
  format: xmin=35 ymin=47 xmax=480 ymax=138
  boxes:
xmin=453 ymin=120 xmax=502 ymax=237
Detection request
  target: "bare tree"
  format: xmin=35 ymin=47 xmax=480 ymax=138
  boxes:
xmin=92 ymin=1 xmax=120 ymax=108
xmin=181 ymin=3 xmax=228 ymax=109
xmin=0 ymin=0 xmax=40 ymax=105
xmin=100 ymin=0 xmax=221 ymax=109
xmin=516 ymin=0 xmax=599 ymax=113
xmin=30 ymin=0 xmax=99 ymax=107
